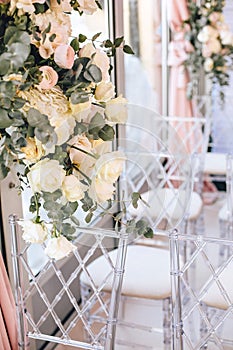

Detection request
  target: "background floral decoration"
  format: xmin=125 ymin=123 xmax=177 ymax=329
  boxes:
xmin=183 ymin=0 xmax=233 ymax=102
xmin=0 ymin=0 xmax=153 ymax=260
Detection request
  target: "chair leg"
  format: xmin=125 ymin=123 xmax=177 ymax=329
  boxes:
xmin=163 ymin=297 xmax=172 ymax=346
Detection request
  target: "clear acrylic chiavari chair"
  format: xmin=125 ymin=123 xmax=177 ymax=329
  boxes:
xmin=80 ymin=111 xmax=196 ymax=349
xmin=9 ymin=216 xmax=129 ymax=350
xmin=170 ymin=231 xmax=233 ymax=350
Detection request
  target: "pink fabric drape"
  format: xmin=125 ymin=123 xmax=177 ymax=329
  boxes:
xmin=0 ymin=252 xmax=18 ymax=350
xmin=168 ymin=0 xmax=193 ymax=119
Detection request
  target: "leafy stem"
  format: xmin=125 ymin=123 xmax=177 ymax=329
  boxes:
xmin=72 ymin=164 xmax=92 ymax=184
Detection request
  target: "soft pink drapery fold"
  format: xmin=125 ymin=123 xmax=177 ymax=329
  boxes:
xmin=167 ymin=0 xmax=195 ymax=152
xmin=0 ymin=252 xmax=18 ymax=350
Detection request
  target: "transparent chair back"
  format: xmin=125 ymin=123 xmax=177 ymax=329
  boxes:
xmin=9 ymin=218 xmax=128 ymax=350
xmin=170 ymin=231 xmax=233 ymax=349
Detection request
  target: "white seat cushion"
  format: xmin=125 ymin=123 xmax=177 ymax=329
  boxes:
xmin=204 ymin=153 xmax=226 ymax=175
xmin=127 ymin=188 xmax=202 ymax=222
xmin=219 ymin=202 xmax=228 ymax=221
xmin=201 ymin=260 xmax=233 ymax=310
xmin=80 ymin=245 xmax=171 ymax=299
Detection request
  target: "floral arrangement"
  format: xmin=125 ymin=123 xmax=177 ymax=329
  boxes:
xmin=0 ymin=0 xmax=152 ymax=260
xmin=183 ymin=0 xmax=233 ymax=101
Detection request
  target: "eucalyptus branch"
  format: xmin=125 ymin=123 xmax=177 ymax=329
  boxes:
xmin=72 ymin=164 xmax=91 ymax=184
xmin=70 ymin=145 xmax=97 ymax=159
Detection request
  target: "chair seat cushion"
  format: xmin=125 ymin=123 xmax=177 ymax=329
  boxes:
xmin=204 ymin=153 xmax=226 ymax=175
xmin=201 ymin=260 xmax=233 ymax=310
xmin=127 ymin=188 xmax=202 ymax=222
xmin=219 ymin=202 xmax=228 ymax=221
xmin=80 ymin=245 xmax=171 ymax=299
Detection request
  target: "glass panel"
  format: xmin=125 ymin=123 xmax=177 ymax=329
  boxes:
xmin=123 ymin=0 xmax=162 ymax=113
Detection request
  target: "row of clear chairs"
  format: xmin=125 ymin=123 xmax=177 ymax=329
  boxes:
xmin=8 ymin=108 xmax=233 ymax=349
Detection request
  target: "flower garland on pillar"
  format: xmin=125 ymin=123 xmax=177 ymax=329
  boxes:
xmin=183 ymin=0 xmax=233 ymax=102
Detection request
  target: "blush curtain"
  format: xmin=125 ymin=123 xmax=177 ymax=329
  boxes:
xmin=167 ymin=0 xmax=193 ymax=120
xmin=0 ymin=252 xmax=18 ymax=350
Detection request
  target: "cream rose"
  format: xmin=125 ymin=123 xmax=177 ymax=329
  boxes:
xmin=31 ymin=11 xmax=71 ymax=58
xmin=21 ymin=137 xmax=44 ymax=163
xmin=54 ymin=45 xmax=75 ymax=69
xmin=68 ymin=135 xmax=92 ymax=165
xmin=70 ymin=100 xmax=92 ymax=122
xmin=45 ymin=236 xmax=76 ymax=260
xmin=204 ymin=58 xmax=214 ymax=72
xmin=105 ymin=95 xmax=128 ymax=124
xmin=19 ymin=220 xmax=48 ymax=244
xmin=95 ymin=81 xmax=115 ymax=102
xmin=89 ymin=177 xmax=115 ymax=203
xmin=39 ymin=66 xmax=58 ymax=89
xmin=197 ymin=26 xmax=218 ymax=43
xmin=50 ymin=115 xmax=75 ymax=145
xmin=27 ymin=158 xmax=66 ymax=193
xmin=220 ymin=30 xmax=233 ymax=45
xmin=95 ymin=151 xmax=125 ymax=183
xmin=62 ymin=175 xmax=86 ymax=202
xmin=50 ymin=0 xmax=72 ymax=12
xmin=77 ymin=0 xmax=98 ymax=14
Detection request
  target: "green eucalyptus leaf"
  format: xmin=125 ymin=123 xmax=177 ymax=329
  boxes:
xmin=143 ymin=227 xmax=154 ymax=238
xmin=104 ymin=39 xmax=113 ymax=48
xmin=70 ymin=37 xmax=79 ymax=51
xmin=71 ymin=215 xmax=80 ymax=226
xmin=79 ymin=34 xmax=87 ymax=43
xmin=123 ymin=45 xmax=134 ymax=55
xmin=98 ymin=124 xmax=115 ymax=141
xmin=0 ymin=109 xmax=13 ymax=128
xmin=0 ymin=162 xmax=10 ymax=180
xmin=85 ymin=211 xmax=93 ymax=223
xmin=88 ymin=112 xmax=105 ymax=135
xmin=42 ymin=189 xmax=62 ymax=202
xmin=83 ymin=64 xmax=102 ymax=83
xmin=81 ymin=192 xmax=94 ymax=211
xmin=27 ymin=108 xmax=43 ymax=127
xmin=92 ymin=32 xmax=102 ymax=41
xmin=61 ymin=222 xmax=76 ymax=236
xmin=0 ymin=57 xmax=11 ymax=75
xmin=70 ymin=91 xmax=89 ymax=104
xmin=4 ymin=26 xmax=17 ymax=44
xmin=131 ymin=192 xmax=141 ymax=209
xmin=114 ymin=36 xmax=124 ymax=47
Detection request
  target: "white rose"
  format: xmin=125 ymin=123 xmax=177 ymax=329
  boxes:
xmin=220 ymin=30 xmax=233 ymax=45
xmin=89 ymin=177 xmax=116 ymax=203
xmin=204 ymin=58 xmax=214 ymax=72
xmin=207 ymin=39 xmax=221 ymax=54
xmin=62 ymin=175 xmax=86 ymax=202
xmin=27 ymin=158 xmax=66 ymax=193
xmin=105 ymin=95 xmax=128 ymax=124
xmin=50 ymin=115 xmax=75 ymax=145
xmin=77 ymin=0 xmax=98 ymax=14
xmin=70 ymin=100 xmax=92 ymax=122
xmin=19 ymin=220 xmax=48 ymax=244
xmin=68 ymin=135 xmax=92 ymax=165
xmin=197 ymin=26 xmax=218 ymax=43
xmin=95 ymin=81 xmax=115 ymax=102
xmin=45 ymin=236 xmax=76 ymax=260
xmin=95 ymin=151 xmax=126 ymax=183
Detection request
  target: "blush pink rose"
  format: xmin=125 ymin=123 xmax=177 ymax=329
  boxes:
xmin=54 ymin=45 xmax=75 ymax=69
xmin=39 ymin=66 xmax=58 ymax=89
